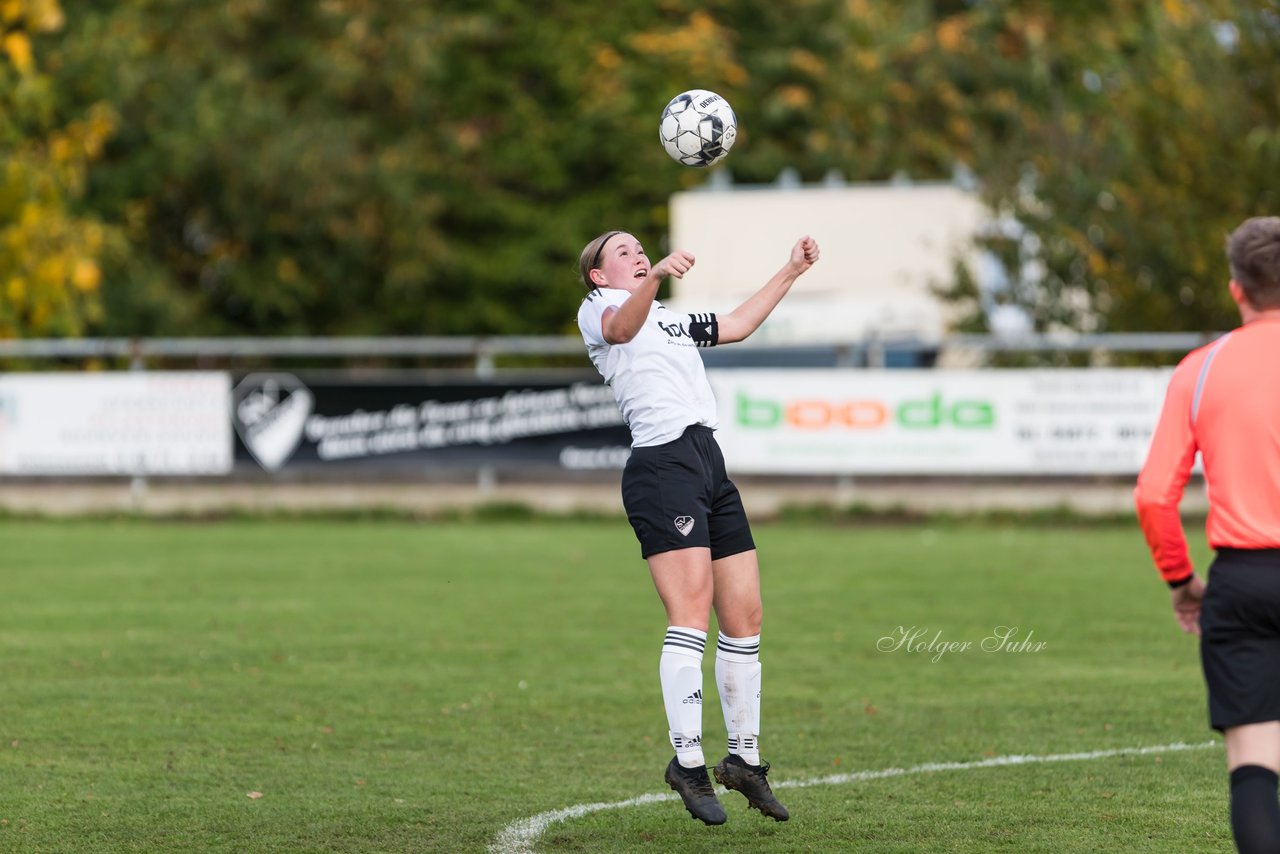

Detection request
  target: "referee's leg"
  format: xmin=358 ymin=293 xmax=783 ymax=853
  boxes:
xmin=1202 ymin=550 xmax=1280 ymax=853
xmin=1226 ymin=722 xmax=1280 ymax=773
xmin=1224 ymin=722 xmax=1280 ymax=854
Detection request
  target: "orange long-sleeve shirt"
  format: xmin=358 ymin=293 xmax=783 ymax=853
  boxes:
xmin=1135 ymin=317 xmax=1280 ymax=582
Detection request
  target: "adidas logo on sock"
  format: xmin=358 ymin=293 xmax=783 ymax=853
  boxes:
xmin=673 ymin=734 xmax=702 ymax=749
xmin=682 ymin=689 xmax=702 ymax=705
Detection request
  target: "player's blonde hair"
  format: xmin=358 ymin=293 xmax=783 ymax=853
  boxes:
xmin=578 ymin=230 xmax=625 ymax=290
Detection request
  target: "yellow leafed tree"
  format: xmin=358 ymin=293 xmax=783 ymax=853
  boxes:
xmin=0 ymin=0 xmax=116 ymax=338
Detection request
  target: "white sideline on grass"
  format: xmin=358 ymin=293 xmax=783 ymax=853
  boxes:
xmin=488 ymin=740 xmax=1218 ymax=854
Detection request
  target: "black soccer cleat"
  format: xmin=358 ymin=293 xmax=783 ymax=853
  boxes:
xmin=713 ymin=754 xmax=790 ymax=821
xmin=664 ymin=756 xmax=727 ymax=825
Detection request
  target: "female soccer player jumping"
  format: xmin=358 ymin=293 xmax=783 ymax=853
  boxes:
xmin=577 ymin=229 xmax=819 ymax=825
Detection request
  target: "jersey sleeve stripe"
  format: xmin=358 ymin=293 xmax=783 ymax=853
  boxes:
xmin=1191 ymin=333 xmax=1233 ymax=426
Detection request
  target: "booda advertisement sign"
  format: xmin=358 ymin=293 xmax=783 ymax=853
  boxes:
xmin=0 ymin=372 xmax=232 ymax=475
xmin=709 ymin=369 xmax=1172 ymax=475
xmin=231 ymin=374 xmax=631 ymax=472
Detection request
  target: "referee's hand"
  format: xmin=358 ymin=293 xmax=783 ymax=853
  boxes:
xmin=1170 ymin=575 xmax=1206 ymax=635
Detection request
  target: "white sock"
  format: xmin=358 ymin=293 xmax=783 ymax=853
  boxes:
xmin=716 ymin=632 xmax=762 ymax=766
xmin=659 ymin=627 xmax=707 ymax=768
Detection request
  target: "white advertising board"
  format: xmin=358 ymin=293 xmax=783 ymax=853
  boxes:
xmin=0 ymin=372 xmax=232 ymax=475
xmin=709 ymin=369 xmax=1173 ymax=475
xmin=668 ymin=184 xmax=987 ymax=342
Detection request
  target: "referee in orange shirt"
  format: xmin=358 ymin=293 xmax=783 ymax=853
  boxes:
xmin=1136 ymin=216 xmax=1280 ymax=853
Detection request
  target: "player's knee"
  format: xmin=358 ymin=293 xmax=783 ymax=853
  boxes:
xmin=667 ymin=588 xmax=715 ymax=629
xmin=687 ymin=577 xmax=715 ymax=612
xmin=721 ymin=602 xmax=762 ymax=637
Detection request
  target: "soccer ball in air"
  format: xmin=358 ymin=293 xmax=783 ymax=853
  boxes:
xmin=659 ymin=89 xmax=737 ymax=168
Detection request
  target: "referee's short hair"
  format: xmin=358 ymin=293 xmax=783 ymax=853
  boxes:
xmin=1227 ymin=216 xmax=1280 ymax=309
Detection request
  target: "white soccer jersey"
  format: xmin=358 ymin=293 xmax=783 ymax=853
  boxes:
xmin=578 ymin=287 xmax=719 ymax=447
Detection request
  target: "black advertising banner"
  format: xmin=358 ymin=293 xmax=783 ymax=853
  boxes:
xmin=230 ymin=374 xmax=632 ymax=473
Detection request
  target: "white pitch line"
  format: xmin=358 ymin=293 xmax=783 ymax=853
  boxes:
xmin=488 ymin=740 xmax=1218 ymax=854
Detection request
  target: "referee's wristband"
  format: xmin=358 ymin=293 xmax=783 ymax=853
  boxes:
xmin=1167 ymin=574 xmax=1195 ymax=589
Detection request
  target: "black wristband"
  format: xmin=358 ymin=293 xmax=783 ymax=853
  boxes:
xmin=1167 ymin=574 xmax=1195 ymax=589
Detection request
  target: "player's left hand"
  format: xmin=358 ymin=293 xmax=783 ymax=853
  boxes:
xmin=1170 ymin=574 xmax=1205 ymax=635
xmin=790 ymin=236 xmax=820 ymax=274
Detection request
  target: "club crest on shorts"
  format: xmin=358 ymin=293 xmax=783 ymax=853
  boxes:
xmin=674 ymin=515 xmax=695 ymax=536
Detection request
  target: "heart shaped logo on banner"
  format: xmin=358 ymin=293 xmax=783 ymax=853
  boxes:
xmin=232 ymin=373 xmax=313 ymax=472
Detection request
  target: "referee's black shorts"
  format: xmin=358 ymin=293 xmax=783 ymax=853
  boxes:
xmin=1200 ymin=547 xmax=1280 ymax=732
xmin=621 ymin=424 xmax=755 ymax=560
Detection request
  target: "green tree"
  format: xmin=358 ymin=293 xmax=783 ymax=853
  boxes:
xmin=49 ymin=0 xmax=867 ymax=337
xmin=905 ymin=0 xmax=1280 ymax=333
xmin=37 ymin=0 xmax=1280 ymax=338
xmin=0 ymin=0 xmax=117 ymax=338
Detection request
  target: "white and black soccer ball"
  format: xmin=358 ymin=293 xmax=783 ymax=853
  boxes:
xmin=659 ymin=89 xmax=737 ymax=168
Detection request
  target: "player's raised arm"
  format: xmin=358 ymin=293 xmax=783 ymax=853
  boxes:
xmin=601 ymin=250 xmax=696 ymax=344
xmin=716 ymin=237 xmax=820 ymax=345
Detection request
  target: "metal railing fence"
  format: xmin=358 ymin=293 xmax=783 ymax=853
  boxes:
xmin=0 ymin=332 xmax=1222 ymax=374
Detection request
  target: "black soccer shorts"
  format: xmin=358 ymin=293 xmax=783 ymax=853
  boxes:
xmin=620 ymin=424 xmax=755 ymax=560
xmin=1199 ymin=548 xmax=1280 ymax=732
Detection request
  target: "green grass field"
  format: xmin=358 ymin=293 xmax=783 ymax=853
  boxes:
xmin=0 ymin=516 xmax=1230 ymax=852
